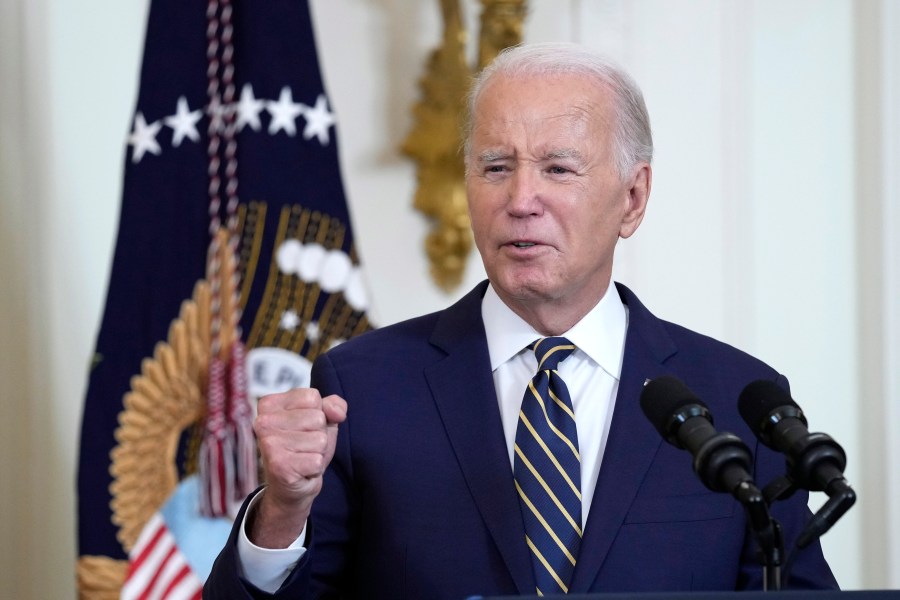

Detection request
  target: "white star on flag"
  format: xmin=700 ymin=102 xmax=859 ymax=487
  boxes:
xmin=279 ymin=310 xmax=300 ymax=331
xmin=164 ymin=96 xmax=202 ymax=147
xmin=129 ymin=112 xmax=162 ymax=163
xmin=302 ymin=94 xmax=336 ymax=145
xmin=236 ymin=83 xmax=265 ymax=132
xmin=267 ymin=87 xmax=304 ymax=136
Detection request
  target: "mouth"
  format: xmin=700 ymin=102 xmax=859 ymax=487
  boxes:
xmin=502 ymin=240 xmax=547 ymax=256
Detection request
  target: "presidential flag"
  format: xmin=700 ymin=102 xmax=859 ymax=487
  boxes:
xmin=76 ymin=1 xmax=372 ymax=597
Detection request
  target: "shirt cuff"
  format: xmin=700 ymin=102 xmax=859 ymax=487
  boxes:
xmin=236 ymin=489 xmax=308 ymax=594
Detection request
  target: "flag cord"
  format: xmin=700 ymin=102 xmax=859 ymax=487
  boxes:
xmin=205 ymin=0 xmax=242 ymax=358
xmin=200 ymin=0 xmax=257 ymax=518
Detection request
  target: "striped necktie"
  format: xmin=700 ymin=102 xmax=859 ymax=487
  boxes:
xmin=514 ymin=337 xmax=581 ymax=595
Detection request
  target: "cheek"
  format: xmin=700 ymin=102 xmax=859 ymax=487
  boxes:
xmin=568 ymin=212 xmax=616 ymax=259
xmin=467 ymin=192 xmax=502 ymax=238
xmin=467 ymin=211 xmax=497 ymax=261
xmin=467 ymin=205 xmax=487 ymax=240
xmin=466 ymin=183 xmax=485 ymax=215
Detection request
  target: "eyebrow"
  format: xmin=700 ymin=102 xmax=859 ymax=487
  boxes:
xmin=476 ymin=148 xmax=584 ymax=163
xmin=476 ymin=149 xmax=511 ymax=163
xmin=544 ymin=148 xmax=583 ymax=161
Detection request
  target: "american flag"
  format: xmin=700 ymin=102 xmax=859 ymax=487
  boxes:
xmin=121 ymin=514 xmax=203 ymax=600
xmin=77 ymin=0 xmax=372 ymax=596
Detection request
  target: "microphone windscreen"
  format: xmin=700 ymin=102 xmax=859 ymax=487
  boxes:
xmin=737 ymin=379 xmax=797 ymax=437
xmin=640 ymin=376 xmax=704 ymax=437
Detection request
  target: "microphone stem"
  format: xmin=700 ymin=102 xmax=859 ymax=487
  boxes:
xmin=733 ymin=481 xmax=784 ymax=591
xmin=797 ymin=484 xmax=856 ymax=549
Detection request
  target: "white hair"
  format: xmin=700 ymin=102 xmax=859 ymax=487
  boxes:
xmin=464 ymin=42 xmax=653 ymax=179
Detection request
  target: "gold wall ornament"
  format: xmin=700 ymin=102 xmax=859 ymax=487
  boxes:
xmin=477 ymin=0 xmax=528 ymax=69
xmin=403 ymin=0 xmax=528 ymax=291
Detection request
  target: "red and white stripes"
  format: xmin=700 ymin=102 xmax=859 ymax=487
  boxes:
xmin=121 ymin=513 xmax=203 ymax=600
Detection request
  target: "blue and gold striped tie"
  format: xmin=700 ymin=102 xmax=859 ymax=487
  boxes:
xmin=514 ymin=337 xmax=581 ymax=596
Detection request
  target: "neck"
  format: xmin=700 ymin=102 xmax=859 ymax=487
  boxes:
xmin=497 ymin=281 xmax=611 ymax=336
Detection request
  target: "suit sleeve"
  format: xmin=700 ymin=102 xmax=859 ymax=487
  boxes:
xmin=202 ymin=487 xmax=313 ymax=599
xmin=301 ymin=350 xmax=361 ymax=596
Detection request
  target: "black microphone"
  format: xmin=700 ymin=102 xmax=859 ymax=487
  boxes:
xmin=640 ymin=376 xmax=757 ymax=497
xmin=737 ymin=380 xmax=851 ymax=496
xmin=738 ymin=380 xmax=856 ymax=549
xmin=642 ymin=376 xmax=786 ymax=586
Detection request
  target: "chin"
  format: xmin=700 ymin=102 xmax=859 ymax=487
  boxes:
xmin=494 ymin=277 xmax=558 ymax=303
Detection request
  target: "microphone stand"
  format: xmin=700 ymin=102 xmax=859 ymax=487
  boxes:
xmin=787 ymin=435 xmax=858 ymax=549
xmin=733 ymin=481 xmax=784 ymax=591
xmin=690 ymin=429 xmax=785 ymax=590
xmin=693 ymin=432 xmax=784 ymax=590
xmin=797 ymin=479 xmax=855 ymax=549
xmin=762 ymin=473 xmax=855 ymax=585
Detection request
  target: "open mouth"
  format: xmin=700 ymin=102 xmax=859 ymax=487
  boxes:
xmin=511 ymin=242 xmax=536 ymax=248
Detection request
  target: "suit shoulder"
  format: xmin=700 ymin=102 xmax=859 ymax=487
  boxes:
xmin=325 ymin=310 xmax=442 ymax=358
xmin=322 ymin=281 xmax=488 ymax=361
xmin=616 ymin=281 xmax=781 ymax=381
xmin=660 ymin=318 xmax=781 ymax=383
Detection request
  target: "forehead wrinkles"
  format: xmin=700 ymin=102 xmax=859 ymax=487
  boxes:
xmin=474 ymin=101 xmax=599 ymax=163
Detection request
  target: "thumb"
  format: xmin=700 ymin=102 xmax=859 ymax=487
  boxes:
xmin=321 ymin=394 xmax=346 ymax=461
xmin=322 ymin=394 xmax=347 ymax=426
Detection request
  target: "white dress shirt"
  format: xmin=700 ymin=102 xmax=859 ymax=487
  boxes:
xmin=237 ymin=281 xmax=629 ymax=592
xmin=481 ymin=281 xmax=627 ymax=527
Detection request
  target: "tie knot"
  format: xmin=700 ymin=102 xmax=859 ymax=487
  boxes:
xmin=532 ymin=337 xmax=576 ymax=371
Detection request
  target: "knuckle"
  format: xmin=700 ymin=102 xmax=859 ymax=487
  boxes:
xmin=309 ymin=453 xmax=326 ymax=473
xmin=311 ymin=411 xmax=327 ymax=429
xmin=309 ymin=430 xmax=328 ymax=450
xmin=253 ymin=414 xmax=269 ymax=435
xmin=257 ymin=393 xmax=280 ymax=412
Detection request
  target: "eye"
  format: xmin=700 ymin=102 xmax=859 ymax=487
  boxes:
xmin=547 ymin=165 xmax=571 ymax=175
xmin=485 ymin=164 xmax=506 ymax=173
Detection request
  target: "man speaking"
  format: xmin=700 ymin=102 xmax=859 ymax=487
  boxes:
xmin=204 ymin=42 xmax=837 ymax=597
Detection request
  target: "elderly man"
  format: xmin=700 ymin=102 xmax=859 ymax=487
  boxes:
xmin=205 ymin=42 xmax=836 ymax=598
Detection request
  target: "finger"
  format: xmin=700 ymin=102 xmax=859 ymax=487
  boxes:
xmin=262 ymin=459 xmax=328 ymax=500
xmin=258 ymin=387 xmax=323 ymax=413
xmin=259 ymin=426 xmax=341 ymax=486
xmin=259 ymin=429 xmax=330 ymax=455
xmin=263 ymin=447 xmax=330 ymax=481
xmin=254 ymin=407 xmax=327 ymax=438
xmin=322 ymin=394 xmax=347 ymax=426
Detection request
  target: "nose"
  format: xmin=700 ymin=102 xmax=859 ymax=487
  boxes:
xmin=506 ymin=169 xmax=543 ymax=217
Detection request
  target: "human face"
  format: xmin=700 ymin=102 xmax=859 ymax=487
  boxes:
xmin=466 ymin=73 xmax=650 ymax=331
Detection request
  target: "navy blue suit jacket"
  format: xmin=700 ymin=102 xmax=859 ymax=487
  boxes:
xmin=205 ymin=281 xmax=837 ymax=598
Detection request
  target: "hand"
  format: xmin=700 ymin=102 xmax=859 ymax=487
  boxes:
xmin=248 ymin=387 xmax=347 ymax=548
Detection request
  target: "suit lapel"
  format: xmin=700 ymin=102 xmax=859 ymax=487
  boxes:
xmin=421 ymin=282 xmax=682 ymax=593
xmin=424 ymin=282 xmax=534 ymax=593
xmin=570 ymin=283 xmax=679 ymax=592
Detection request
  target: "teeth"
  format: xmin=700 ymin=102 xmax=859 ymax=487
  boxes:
xmin=513 ymin=242 xmax=535 ymax=248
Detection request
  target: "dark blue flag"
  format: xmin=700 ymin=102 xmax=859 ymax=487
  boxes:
xmin=76 ymin=1 xmax=372 ymax=596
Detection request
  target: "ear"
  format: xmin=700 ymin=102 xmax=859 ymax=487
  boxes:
xmin=619 ymin=163 xmax=652 ymax=239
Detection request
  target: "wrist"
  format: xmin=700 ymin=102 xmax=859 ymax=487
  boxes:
xmin=247 ymin=487 xmax=311 ymax=549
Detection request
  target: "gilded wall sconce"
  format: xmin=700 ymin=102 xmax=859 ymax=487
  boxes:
xmin=402 ymin=0 xmax=528 ymax=291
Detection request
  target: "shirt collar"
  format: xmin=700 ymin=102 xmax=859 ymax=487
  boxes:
xmin=481 ymin=280 xmax=628 ymax=379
